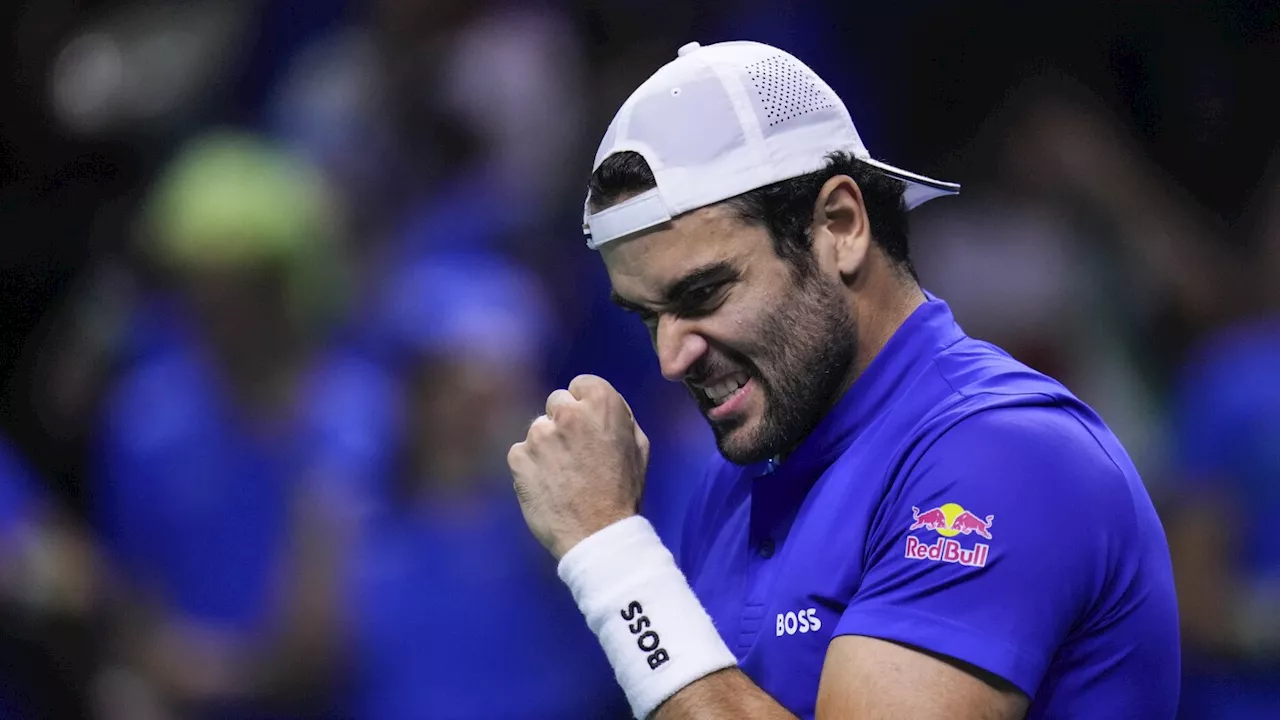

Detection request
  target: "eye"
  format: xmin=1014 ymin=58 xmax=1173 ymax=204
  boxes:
xmin=629 ymin=307 xmax=659 ymax=329
xmin=678 ymin=283 xmax=726 ymax=316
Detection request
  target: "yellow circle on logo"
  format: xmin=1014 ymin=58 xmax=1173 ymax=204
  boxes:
xmin=933 ymin=503 xmax=965 ymax=537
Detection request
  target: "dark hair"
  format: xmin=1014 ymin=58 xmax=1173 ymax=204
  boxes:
xmin=586 ymin=150 xmax=913 ymax=278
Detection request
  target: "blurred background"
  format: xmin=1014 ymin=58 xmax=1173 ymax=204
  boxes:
xmin=0 ymin=0 xmax=1277 ymax=718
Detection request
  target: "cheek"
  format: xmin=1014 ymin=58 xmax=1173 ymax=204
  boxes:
xmin=704 ymin=295 xmax=778 ymax=359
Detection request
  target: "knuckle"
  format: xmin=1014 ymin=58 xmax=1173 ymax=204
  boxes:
xmin=556 ymin=402 xmax=582 ymax=422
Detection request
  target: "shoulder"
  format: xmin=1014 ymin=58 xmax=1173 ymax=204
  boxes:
xmin=913 ymin=400 xmax=1137 ymax=504
xmin=99 ymin=352 xmax=212 ymax=455
xmin=888 ymin=401 xmax=1154 ymax=573
xmin=904 ymin=332 xmax=1130 ymax=479
xmin=929 ymin=335 xmax=1075 ymax=405
xmin=1173 ymin=317 xmax=1280 ymax=410
xmin=302 ymin=350 xmax=402 ymax=444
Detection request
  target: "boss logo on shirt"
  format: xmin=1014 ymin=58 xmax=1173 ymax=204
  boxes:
xmin=621 ymin=601 xmax=670 ymax=669
xmin=905 ymin=502 xmax=993 ymax=568
xmin=776 ymin=608 xmax=823 ymax=636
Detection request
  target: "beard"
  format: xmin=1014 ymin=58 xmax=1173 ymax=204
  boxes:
xmin=687 ymin=270 xmax=858 ymax=465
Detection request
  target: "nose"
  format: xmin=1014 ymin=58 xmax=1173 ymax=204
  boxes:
xmin=654 ymin=314 xmax=708 ymax=382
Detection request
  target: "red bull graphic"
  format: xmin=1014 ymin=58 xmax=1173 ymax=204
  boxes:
xmin=908 ymin=506 xmax=950 ymax=531
xmin=950 ymin=509 xmax=994 ymax=539
xmin=905 ymin=503 xmax=993 ymax=568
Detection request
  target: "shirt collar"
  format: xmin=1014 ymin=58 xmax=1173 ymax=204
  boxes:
xmin=753 ymin=291 xmax=966 ymax=481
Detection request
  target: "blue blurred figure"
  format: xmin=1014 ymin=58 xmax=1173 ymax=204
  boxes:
xmin=276 ymin=252 xmax=627 ymax=719
xmin=1167 ymin=316 xmax=1280 ymax=719
xmin=92 ymin=131 xmax=349 ymax=719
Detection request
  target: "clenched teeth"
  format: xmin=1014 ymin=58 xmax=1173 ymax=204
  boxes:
xmin=704 ymin=373 xmax=749 ymax=404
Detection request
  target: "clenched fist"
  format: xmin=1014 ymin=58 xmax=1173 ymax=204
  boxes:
xmin=508 ymin=374 xmax=650 ymax=560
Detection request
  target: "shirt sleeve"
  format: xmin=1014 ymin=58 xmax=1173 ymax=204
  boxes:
xmin=833 ymin=404 xmax=1130 ymax=696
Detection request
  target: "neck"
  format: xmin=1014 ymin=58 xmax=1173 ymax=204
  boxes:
xmin=776 ymin=262 xmax=924 ymax=466
xmin=845 ymin=264 xmax=927 ymax=394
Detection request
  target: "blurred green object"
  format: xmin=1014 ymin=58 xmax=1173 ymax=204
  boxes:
xmin=141 ymin=128 xmax=349 ymax=333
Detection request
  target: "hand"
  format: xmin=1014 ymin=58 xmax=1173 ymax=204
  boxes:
xmin=508 ymin=374 xmax=650 ymax=560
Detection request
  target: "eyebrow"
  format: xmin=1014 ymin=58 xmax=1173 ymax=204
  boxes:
xmin=610 ymin=261 xmax=740 ymax=312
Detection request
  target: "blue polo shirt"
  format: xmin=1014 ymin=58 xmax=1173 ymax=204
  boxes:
xmin=679 ymin=296 xmax=1180 ymax=718
xmin=95 ymin=328 xmax=296 ymax=632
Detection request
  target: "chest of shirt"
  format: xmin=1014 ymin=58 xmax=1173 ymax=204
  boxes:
xmin=688 ymin=455 xmax=896 ymax=715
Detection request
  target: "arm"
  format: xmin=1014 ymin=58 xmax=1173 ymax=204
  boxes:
xmin=512 ymin=378 xmax=1075 ymax=719
xmin=649 ymin=413 xmax=1130 ymax=719
xmin=558 ymin=505 xmax=1032 ymax=720
xmin=649 ymin=620 xmax=1027 ymax=720
xmin=653 ymin=668 xmax=792 ymax=720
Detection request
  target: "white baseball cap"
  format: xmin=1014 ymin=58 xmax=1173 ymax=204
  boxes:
xmin=584 ymin=40 xmax=960 ymax=249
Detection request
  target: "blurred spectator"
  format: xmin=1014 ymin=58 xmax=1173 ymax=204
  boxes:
xmin=238 ymin=252 xmax=628 ymax=719
xmin=90 ymin=130 xmax=348 ymax=719
xmin=0 ymin=437 xmax=99 ymax=719
xmin=267 ymin=0 xmax=588 ymax=282
xmin=1168 ymin=313 xmax=1280 ymax=718
xmin=1164 ymin=158 xmax=1280 ymax=719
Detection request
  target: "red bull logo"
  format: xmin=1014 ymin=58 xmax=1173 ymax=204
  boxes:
xmin=905 ymin=503 xmax=993 ymax=568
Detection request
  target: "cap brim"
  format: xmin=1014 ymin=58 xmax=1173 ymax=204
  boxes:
xmin=860 ymin=157 xmax=960 ymax=210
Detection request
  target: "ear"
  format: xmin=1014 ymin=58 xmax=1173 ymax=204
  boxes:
xmin=812 ymin=175 xmax=871 ymax=278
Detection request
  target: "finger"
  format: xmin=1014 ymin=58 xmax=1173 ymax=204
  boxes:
xmin=506 ymin=442 xmax=526 ymax=472
xmin=569 ymin=374 xmax=641 ymax=425
xmin=545 ymin=388 xmax=576 ymax=418
xmin=568 ymin=374 xmax=614 ymax=401
xmin=529 ymin=413 xmax=553 ymax=431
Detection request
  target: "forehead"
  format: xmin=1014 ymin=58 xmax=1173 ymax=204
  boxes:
xmin=599 ymin=204 xmax=770 ymax=299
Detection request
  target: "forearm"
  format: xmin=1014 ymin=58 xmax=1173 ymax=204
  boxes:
xmin=653 ymin=667 xmax=796 ymax=720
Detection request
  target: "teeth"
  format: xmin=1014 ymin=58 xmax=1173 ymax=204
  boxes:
xmin=703 ymin=373 xmax=749 ymax=404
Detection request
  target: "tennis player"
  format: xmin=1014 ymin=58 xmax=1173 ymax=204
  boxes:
xmin=508 ymin=40 xmax=1180 ymax=719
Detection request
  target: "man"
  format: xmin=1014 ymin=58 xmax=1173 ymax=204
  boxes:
xmin=93 ymin=130 xmax=347 ymax=719
xmin=508 ymin=40 xmax=1180 ymax=719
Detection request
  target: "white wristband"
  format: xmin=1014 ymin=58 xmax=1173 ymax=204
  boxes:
xmin=558 ymin=516 xmax=738 ymax=719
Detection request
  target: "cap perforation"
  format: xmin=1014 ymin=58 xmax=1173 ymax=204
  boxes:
xmin=745 ymin=54 xmax=834 ymax=128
